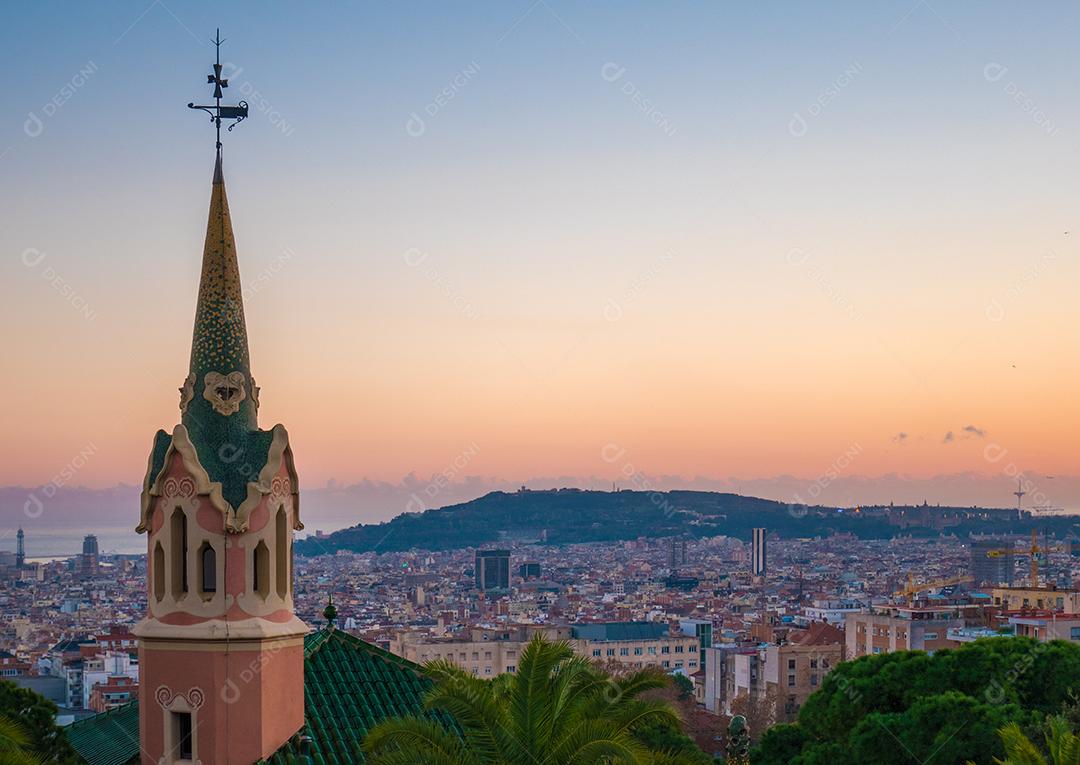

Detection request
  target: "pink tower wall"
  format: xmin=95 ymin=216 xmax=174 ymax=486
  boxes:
xmin=138 ymin=454 xmax=306 ymax=764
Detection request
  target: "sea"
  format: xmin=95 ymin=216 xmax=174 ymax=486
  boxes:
xmin=0 ymin=522 xmax=354 ymax=561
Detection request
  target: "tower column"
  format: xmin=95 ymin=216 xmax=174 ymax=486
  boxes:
xmin=135 ymin=78 xmax=305 ymax=762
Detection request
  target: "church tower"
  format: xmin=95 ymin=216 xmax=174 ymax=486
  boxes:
xmin=134 ymin=37 xmax=306 ymax=764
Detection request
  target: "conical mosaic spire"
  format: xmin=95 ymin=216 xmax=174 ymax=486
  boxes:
xmin=180 ymin=152 xmax=259 ymax=481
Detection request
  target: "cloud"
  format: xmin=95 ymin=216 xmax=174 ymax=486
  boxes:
xmin=962 ymin=425 xmax=987 ymax=439
xmin=942 ymin=431 xmax=955 ymax=444
xmin=891 ymin=432 xmax=909 ymax=444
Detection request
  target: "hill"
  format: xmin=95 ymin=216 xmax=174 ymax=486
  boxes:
xmin=296 ymin=488 xmax=889 ymax=555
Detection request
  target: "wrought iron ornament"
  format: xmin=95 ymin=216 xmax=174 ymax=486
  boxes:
xmin=187 ymin=29 xmax=249 ymax=150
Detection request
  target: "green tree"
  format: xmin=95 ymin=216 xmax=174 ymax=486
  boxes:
xmin=0 ymin=682 xmax=76 ymax=764
xmin=750 ymin=724 xmax=805 ymax=765
xmin=752 ymin=638 xmax=1080 ymax=765
xmin=672 ymin=674 xmax=694 ymax=702
xmin=364 ymin=634 xmax=701 ymax=765
xmin=633 ymin=719 xmax=712 ymax=765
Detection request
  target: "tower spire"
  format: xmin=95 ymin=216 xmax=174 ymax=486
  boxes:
xmin=179 ymin=33 xmax=259 ymax=507
xmin=136 ymin=34 xmax=306 ymax=764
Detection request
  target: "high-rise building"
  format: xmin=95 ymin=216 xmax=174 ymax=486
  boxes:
xmin=970 ymin=540 xmax=1013 ymax=586
xmin=475 ymin=549 xmax=511 ymax=591
xmin=15 ymin=528 xmax=24 ymax=569
xmin=668 ymin=537 xmax=688 ymax=568
xmin=132 ymin=147 xmax=307 ymax=764
xmin=82 ymin=534 xmax=99 ymax=556
xmin=519 ymin=561 xmax=541 ymax=580
xmin=78 ymin=534 xmax=100 ymax=578
xmin=751 ymin=528 xmax=767 ymax=576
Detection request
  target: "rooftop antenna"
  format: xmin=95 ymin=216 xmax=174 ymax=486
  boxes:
xmin=187 ymin=29 xmax=249 ymax=155
xmin=1013 ymin=478 xmax=1026 ymax=508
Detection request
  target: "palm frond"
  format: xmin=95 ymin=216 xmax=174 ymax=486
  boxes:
xmin=363 ymin=714 xmax=478 ymax=765
xmin=994 ymin=722 xmax=1047 ymax=765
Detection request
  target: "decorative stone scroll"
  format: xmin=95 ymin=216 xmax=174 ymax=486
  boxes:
xmin=203 ymin=371 xmax=247 ymax=416
xmin=179 ymin=373 xmax=196 ymax=414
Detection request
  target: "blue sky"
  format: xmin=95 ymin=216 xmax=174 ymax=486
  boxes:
xmin=1 ymin=2 xmax=1078 ymax=504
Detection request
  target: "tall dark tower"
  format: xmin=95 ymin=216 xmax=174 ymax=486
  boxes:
xmin=82 ymin=534 xmax=99 ymax=556
xmin=15 ymin=528 xmax=24 ymax=569
xmin=751 ymin=527 xmax=767 ymax=577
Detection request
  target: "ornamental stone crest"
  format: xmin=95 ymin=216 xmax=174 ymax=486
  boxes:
xmin=271 ymin=476 xmax=291 ymax=498
xmin=251 ymin=377 xmax=261 ymax=410
xmin=179 ymin=373 xmax=196 ymax=414
xmin=203 ymin=371 xmax=247 ymax=416
xmin=163 ymin=476 xmax=197 ymax=499
xmin=155 ymin=685 xmax=205 ymax=710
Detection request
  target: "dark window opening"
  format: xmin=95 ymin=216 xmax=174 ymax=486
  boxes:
xmin=200 ymin=544 xmax=216 ymax=593
xmin=170 ymin=509 xmax=188 ymax=596
xmin=174 ymin=711 xmax=193 ymax=760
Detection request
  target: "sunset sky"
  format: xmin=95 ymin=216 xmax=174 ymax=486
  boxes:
xmin=1 ymin=3 xmax=1078 ymax=508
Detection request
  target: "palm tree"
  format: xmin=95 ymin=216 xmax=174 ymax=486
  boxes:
xmin=0 ymin=716 xmax=46 ymax=765
xmin=981 ymin=716 xmax=1080 ymax=765
xmin=363 ymin=634 xmax=703 ymax=765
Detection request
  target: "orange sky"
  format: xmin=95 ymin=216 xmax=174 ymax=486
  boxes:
xmin=2 ymin=4 xmax=1078 ymax=496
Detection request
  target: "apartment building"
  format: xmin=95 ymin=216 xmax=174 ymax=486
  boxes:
xmin=990 ymin=586 xmax=1080 ymax=613
xmin=82 ymin=651 xmax=139 ymax=710
xmin=390 ymin=625 xmax=571 ymax=677
xmin=845 ymin=603 xmax=982 ymax=658
xmin=718 ymin=622 xmax=844 ymax=721
xmin=87 ymin=675 xmax=138 ymax=713
xmin=1008 ymin=613 xmax=1080 ymax=642
xmin=572 ymin=622 xmax=700 ymax=672
xmin=391 ymin=621 xmax=699 ymax=677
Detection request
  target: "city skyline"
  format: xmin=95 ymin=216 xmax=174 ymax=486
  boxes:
xmin=3 ymin=3 xmax=1079 ymax=502
xmin=3 ymin=7 xmax=1080 ymax=763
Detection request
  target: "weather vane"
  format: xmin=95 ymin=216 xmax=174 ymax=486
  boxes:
xmin=187 ymin=29 xmax=248 ymax=152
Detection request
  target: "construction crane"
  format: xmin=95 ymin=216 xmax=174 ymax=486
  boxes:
xmin=894 ymin=574 xmax=974 ymax=604
xmin=985 ymin=529 xmax=1069 ymax=589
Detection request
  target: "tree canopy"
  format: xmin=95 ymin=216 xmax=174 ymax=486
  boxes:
xmin=753 ymin=637 xmax=1080 ymax=765
xmin=0 ymin=682 xmax=78 ymax=764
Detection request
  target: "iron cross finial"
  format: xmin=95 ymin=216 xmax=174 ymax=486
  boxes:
xmin=188 ymin=29 xmax=249 ymax=152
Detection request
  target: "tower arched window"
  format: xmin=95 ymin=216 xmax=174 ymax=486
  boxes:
xmin=275 ymin=507 xmax=288 ymax=599
xmin=170 ymin=508 xmax=188 ymax=596
xmin=253 ymin=540 xmax=270 ymax=599
xmin=153 ymin=541 xmax=165 ymax=602
xmin=198 ymin=542 xmax=217 ymax=597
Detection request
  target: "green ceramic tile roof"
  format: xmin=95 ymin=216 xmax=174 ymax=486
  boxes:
xmin=65 ymin=700 xmax=141 ymax=765
xmin=65 ymin=628 xmax=447 ymax=765
xmin=270 ymin=626 xmax=452 ymax=764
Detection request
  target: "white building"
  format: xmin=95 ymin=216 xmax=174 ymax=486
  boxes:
xmin=82 ymin=652 xmax=139 ymax=710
